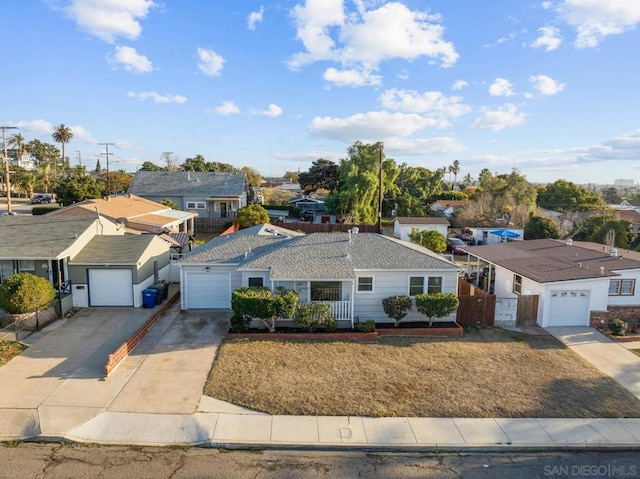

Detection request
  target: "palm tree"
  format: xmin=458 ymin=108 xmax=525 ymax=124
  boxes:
xmin=8 ymin=133 xmax=27 ymax=164
xmin=52 ymin=124 xmax=73 ymax=178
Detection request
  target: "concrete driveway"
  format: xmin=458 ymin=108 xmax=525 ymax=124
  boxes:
xmin=0 ymin=301 xmax=230 ymax=440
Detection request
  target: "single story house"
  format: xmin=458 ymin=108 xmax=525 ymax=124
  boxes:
xmin=127 ymin=171 xmax=247 ymax=219
xmin=68 ymin=235 xmax=171 ymax=308
xmin=47 ymin=194 xmax=198 ymax=234
xmin=0 ymin=216 xmax=123 ymax=313
xmin=610 ymin=209 xmax=640 ymax=235
xmin=462 ymin=238 xmax=640 ymax=327
xmin=393 ymin=217 xmax=449 ymax=242
xmin=177 ymin=224 xmax=460 ymax=326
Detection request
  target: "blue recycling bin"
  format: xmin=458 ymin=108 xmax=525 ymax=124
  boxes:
xmin=147 ymin=284 xmax=164 ymax=305
xmin=142 ymin=288 xmax=157 ymax=308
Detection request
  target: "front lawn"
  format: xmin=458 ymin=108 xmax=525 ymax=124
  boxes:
xmin=0 ymin=341 xmax=26 ymax=367
xmin=205 ymin=328 xmax=640 ymax=418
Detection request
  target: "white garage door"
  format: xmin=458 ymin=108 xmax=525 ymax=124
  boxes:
xmin=547 ymin=290 xmax=589 ymax=326
xmin=186 ymin=272 xmax=231 ymax=309
xmin=89 ymin=269 xmax=134 ymax=306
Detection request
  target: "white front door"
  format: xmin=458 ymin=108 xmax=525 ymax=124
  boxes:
xmin=88 ymin=269 xmax=134 ymax=306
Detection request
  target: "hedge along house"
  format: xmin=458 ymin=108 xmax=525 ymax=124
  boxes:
xmin=0 ymin=216 xmax=123 ymax=314
xmin=178 ymin=224 xmax=460 ymax=326
xmin=68 ymin=235 xmax=171 ymax=308
xmin=127 ymin=171 xmax=247 ymax=220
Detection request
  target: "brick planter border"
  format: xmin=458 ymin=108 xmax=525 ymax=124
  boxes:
xmin=226 ymin=331 xmax=379 ymax=343
xmin=376 ymin=323 xmax=463 ymax=337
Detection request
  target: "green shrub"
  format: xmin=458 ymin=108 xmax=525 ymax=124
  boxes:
xmin=231 ymin=286 xmax=298 ymax=333
xmin=382 ymin=295 xmax=412 ymax=327
xmin=229 ymin=313 xmax=251 ymax=333
xmin=415 ymin=293 xmax=459 ymax=327
xmin=354 ymin=319 xmax=376 ymax=333
xmin=294 ymin=302 xmax=336 ymax=333
xmin=31 ymin=206 xmax=60 ymax=216
xmin=609 ymin=318 xmax=629 ymax=337
xmin=0 ymin=273 xmax=56 ymax=314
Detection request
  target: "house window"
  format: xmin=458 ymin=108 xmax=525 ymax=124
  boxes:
xmin=186 ymin=201 xmax=206 ymax=209
xmin=427 ymin=277 xmax=443 ymax=294
xmin=18 ymin=260 xmax=35 ymax=274
xmin=609 ymin=279 xmax=635 ymax=296
xmin=0 ymin=260 xmax=15 ymax=283
xmin=409 ymin=276 xmax=424 ymax=296
xmin=311 ymin=281 xmax=341 ymax=301
xmin=357 ymin=277 xmax=373 ymax=292
xmin=248 ymin=277 xmax=264 ymax=287
xmin=513 ymin=274 xmax=523 ymax=295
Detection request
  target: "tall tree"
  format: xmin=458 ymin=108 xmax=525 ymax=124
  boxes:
xmin=26 ymin=139 xmax=60 ymax=165
xmin=298 ymin=159 xmax=339 ymax=194
xmin=536 ymin=179 xmax=602 ymax=212
xmin=284 ymin=171 xmax=300 ymax=183
xmin=182 ymin=155 xmax=207 ymax=171
xmin=140 ymin=161 xmax=163 ymax=171
xmin=240 ymin=166 xmax=262 ymax=187
xmin=524 ymin=214 xmax=560 ymax=239
xmin=448 ymin=160 xmax=460 ymax=189
xmin=394 ymin=164 xmax=444 ymax=216
xmin=51 ymin=124 xmax=73 ymax=178
xmin=326 ymin=141 xmax=399 ymax=224
xmin=53 ymin=167 xmax=105 ymax=206
xmin=572 ymin=214 xmax=634 ymax=248
xmin=8 ymin=133 xmax=27 ymax=162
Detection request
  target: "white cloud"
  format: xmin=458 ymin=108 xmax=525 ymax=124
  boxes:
xmin=530 ymin=26 xmax=562 ymax=51
xmin=256 ymin=104 xmax=283 ymax=117
xmin=471 ymin=104 xmax=527 ymax=131
xmin=114 ymin=139 xmax=133 ymax=150
xmin=15 ymin=119 xmax=53 ymax=136
xmin=379 ymin=89 xmax=471 ymax=118
xmin=247 ymin=6 xmax=264 ymax=30
xmin=452 ymin=79 xmax=468 ymax=90
xmin=578 ymin=129 xmax=640 ymax=162
xmin=109 ymin=46 xmax=153 ymax=73
xmin=323 ymin=67 xmax=381 ymax=87
xmin=197 ymin=48 xmax=225 ymax=77
xmin=384 ymin=137 xmax=465 ymax=155
xmin=213 ymin=101 xmax=240 ymax=115
xmin=127 ymin=91 xmax=187 ymax=104
xmin=53 ymin=0 xmax=156 ymax=43
xmin=309 ymin=111 xmax=440 ymax=142
xmin=69 ymin=125 xmax=97 ymax=143
xmin=530 ymin=75 xmax=566 ymax=95
xmin=489 ymin=78 xmax=515 ymax=97
xmin=555 ymin=0 xmax=640 ymax=48
xmin=289 ymin=1 xmax=458 ymax=76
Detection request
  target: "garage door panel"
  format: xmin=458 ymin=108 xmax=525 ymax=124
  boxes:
xmin=548 ymin=290 xmax=589 ymax=327
xmin=89 ymin=269 xmax=134 ymax=306
xmin=186 ymin=272 xmax=231 ymax=309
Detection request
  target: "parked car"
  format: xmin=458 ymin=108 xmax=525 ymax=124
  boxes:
xmin=30 ymin=194 xmax=53 ymax=204
xmin=454 ymin=233 xmax=475 ymax=245
xmin=446 ymin=237 xmax=468 ymax=255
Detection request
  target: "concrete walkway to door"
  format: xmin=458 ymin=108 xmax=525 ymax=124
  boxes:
xmin=547 ymin=327 xmax=640 ymax=401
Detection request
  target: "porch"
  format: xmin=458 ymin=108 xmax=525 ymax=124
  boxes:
xmin=274 ymin=279 xmax=355 ymax=323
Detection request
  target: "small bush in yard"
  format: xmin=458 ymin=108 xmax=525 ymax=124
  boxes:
xmin=415 ymin=293 xmax=459 ymax=327
xmin=354 ymin=319 xmax=376 ymax=333
xmin=0 ymin=273 xmax=55 ymax=314
xmin=294 ymin=302 xmax=336 ymax=333
xmin=382 ymin=295 xmax=412 ymax=327
xmin=229 ymin=313 xmax=251 ymax=333
xmin=609 ymin=318 xmax=629 ymax=337
xmin=231 ymin=286 xmax=298 ymax=333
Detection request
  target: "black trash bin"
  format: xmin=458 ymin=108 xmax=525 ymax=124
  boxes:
xmin=147 ymin=284 xmax=164 ymax=305
xmin=154 ymin=281 xmax=169 ymax=300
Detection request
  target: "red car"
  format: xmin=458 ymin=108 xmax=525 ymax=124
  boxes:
xmin=446 ymin=237 xmax=467 ymax=255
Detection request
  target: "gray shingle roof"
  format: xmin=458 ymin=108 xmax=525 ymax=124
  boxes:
xmin=463 ymin=239 xmax=640 ymax=283
xmin=127 ymin=171 xmax=246 ymax=197
xmin=395 ymin=217 xmax=450 ymax=225
xmin=0 ymin=216 xmax=100 ymax=259
xmin=69 ymin=235 xmax=164 ymax=265
xmin=178 ymin=234 xmax=292 ymax=265
xmin=241 ymin=233 xmax=459 ymax=280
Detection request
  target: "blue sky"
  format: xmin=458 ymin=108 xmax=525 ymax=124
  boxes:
xmin=1 ymin=1 xmax=639 ymax=185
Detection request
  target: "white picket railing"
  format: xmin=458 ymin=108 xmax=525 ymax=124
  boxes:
xmin=312 ymin=300 xmax=351 ymax=320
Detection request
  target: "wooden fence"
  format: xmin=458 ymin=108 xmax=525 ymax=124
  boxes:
xmin=456 ymin=278 xmax=496 ymax=327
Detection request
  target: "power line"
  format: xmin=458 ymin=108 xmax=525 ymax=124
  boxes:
xmin=99 ymin=142 xmax=115 ymax=196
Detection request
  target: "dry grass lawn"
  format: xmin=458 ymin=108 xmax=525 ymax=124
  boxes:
xmin=206 ymin=328 xmax=640 ymax=418
xmin=0 ymin=341 xmax=26 ymax=367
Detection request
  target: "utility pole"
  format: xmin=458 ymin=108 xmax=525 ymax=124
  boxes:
xmin=1 ymin=125 xmax=18 ymax=214
xmin=76 ymin=150 xmax=82 ymax=167
xmin=378 ymin=144 xmax=383 ymax=234
xmin=99 ymin=142 xmax=114 ymax=196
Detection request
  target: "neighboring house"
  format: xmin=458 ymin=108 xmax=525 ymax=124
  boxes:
xmin=177 ymin=224 xmax=460 ymax=325
xmin=127 ymin=171 xmax=247 ymax=219
xmin=466 ymin=227 xmax=524 ymax=245
xmin=47 ymin=194 xmax=198 ymax=234
xmin=6 ymin=148 xmax=36 ymax=170
xmin=68 ymin=235 xmax=170 ymax=308
xmin=463 ymin=239 xmax=640 ymax=327
xmin=393 ymin=217 xmax=450 ymax=242
xmin=0 ymin=216 xmax=123 ymax=313
xmin=610 ymin=209 xmax=640 ymax=235
xmin=429 ymin=200 xmax=468 ymax=218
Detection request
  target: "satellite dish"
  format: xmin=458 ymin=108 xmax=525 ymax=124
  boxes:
xmin=115 ymin=217 xmax=128 ymax=225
